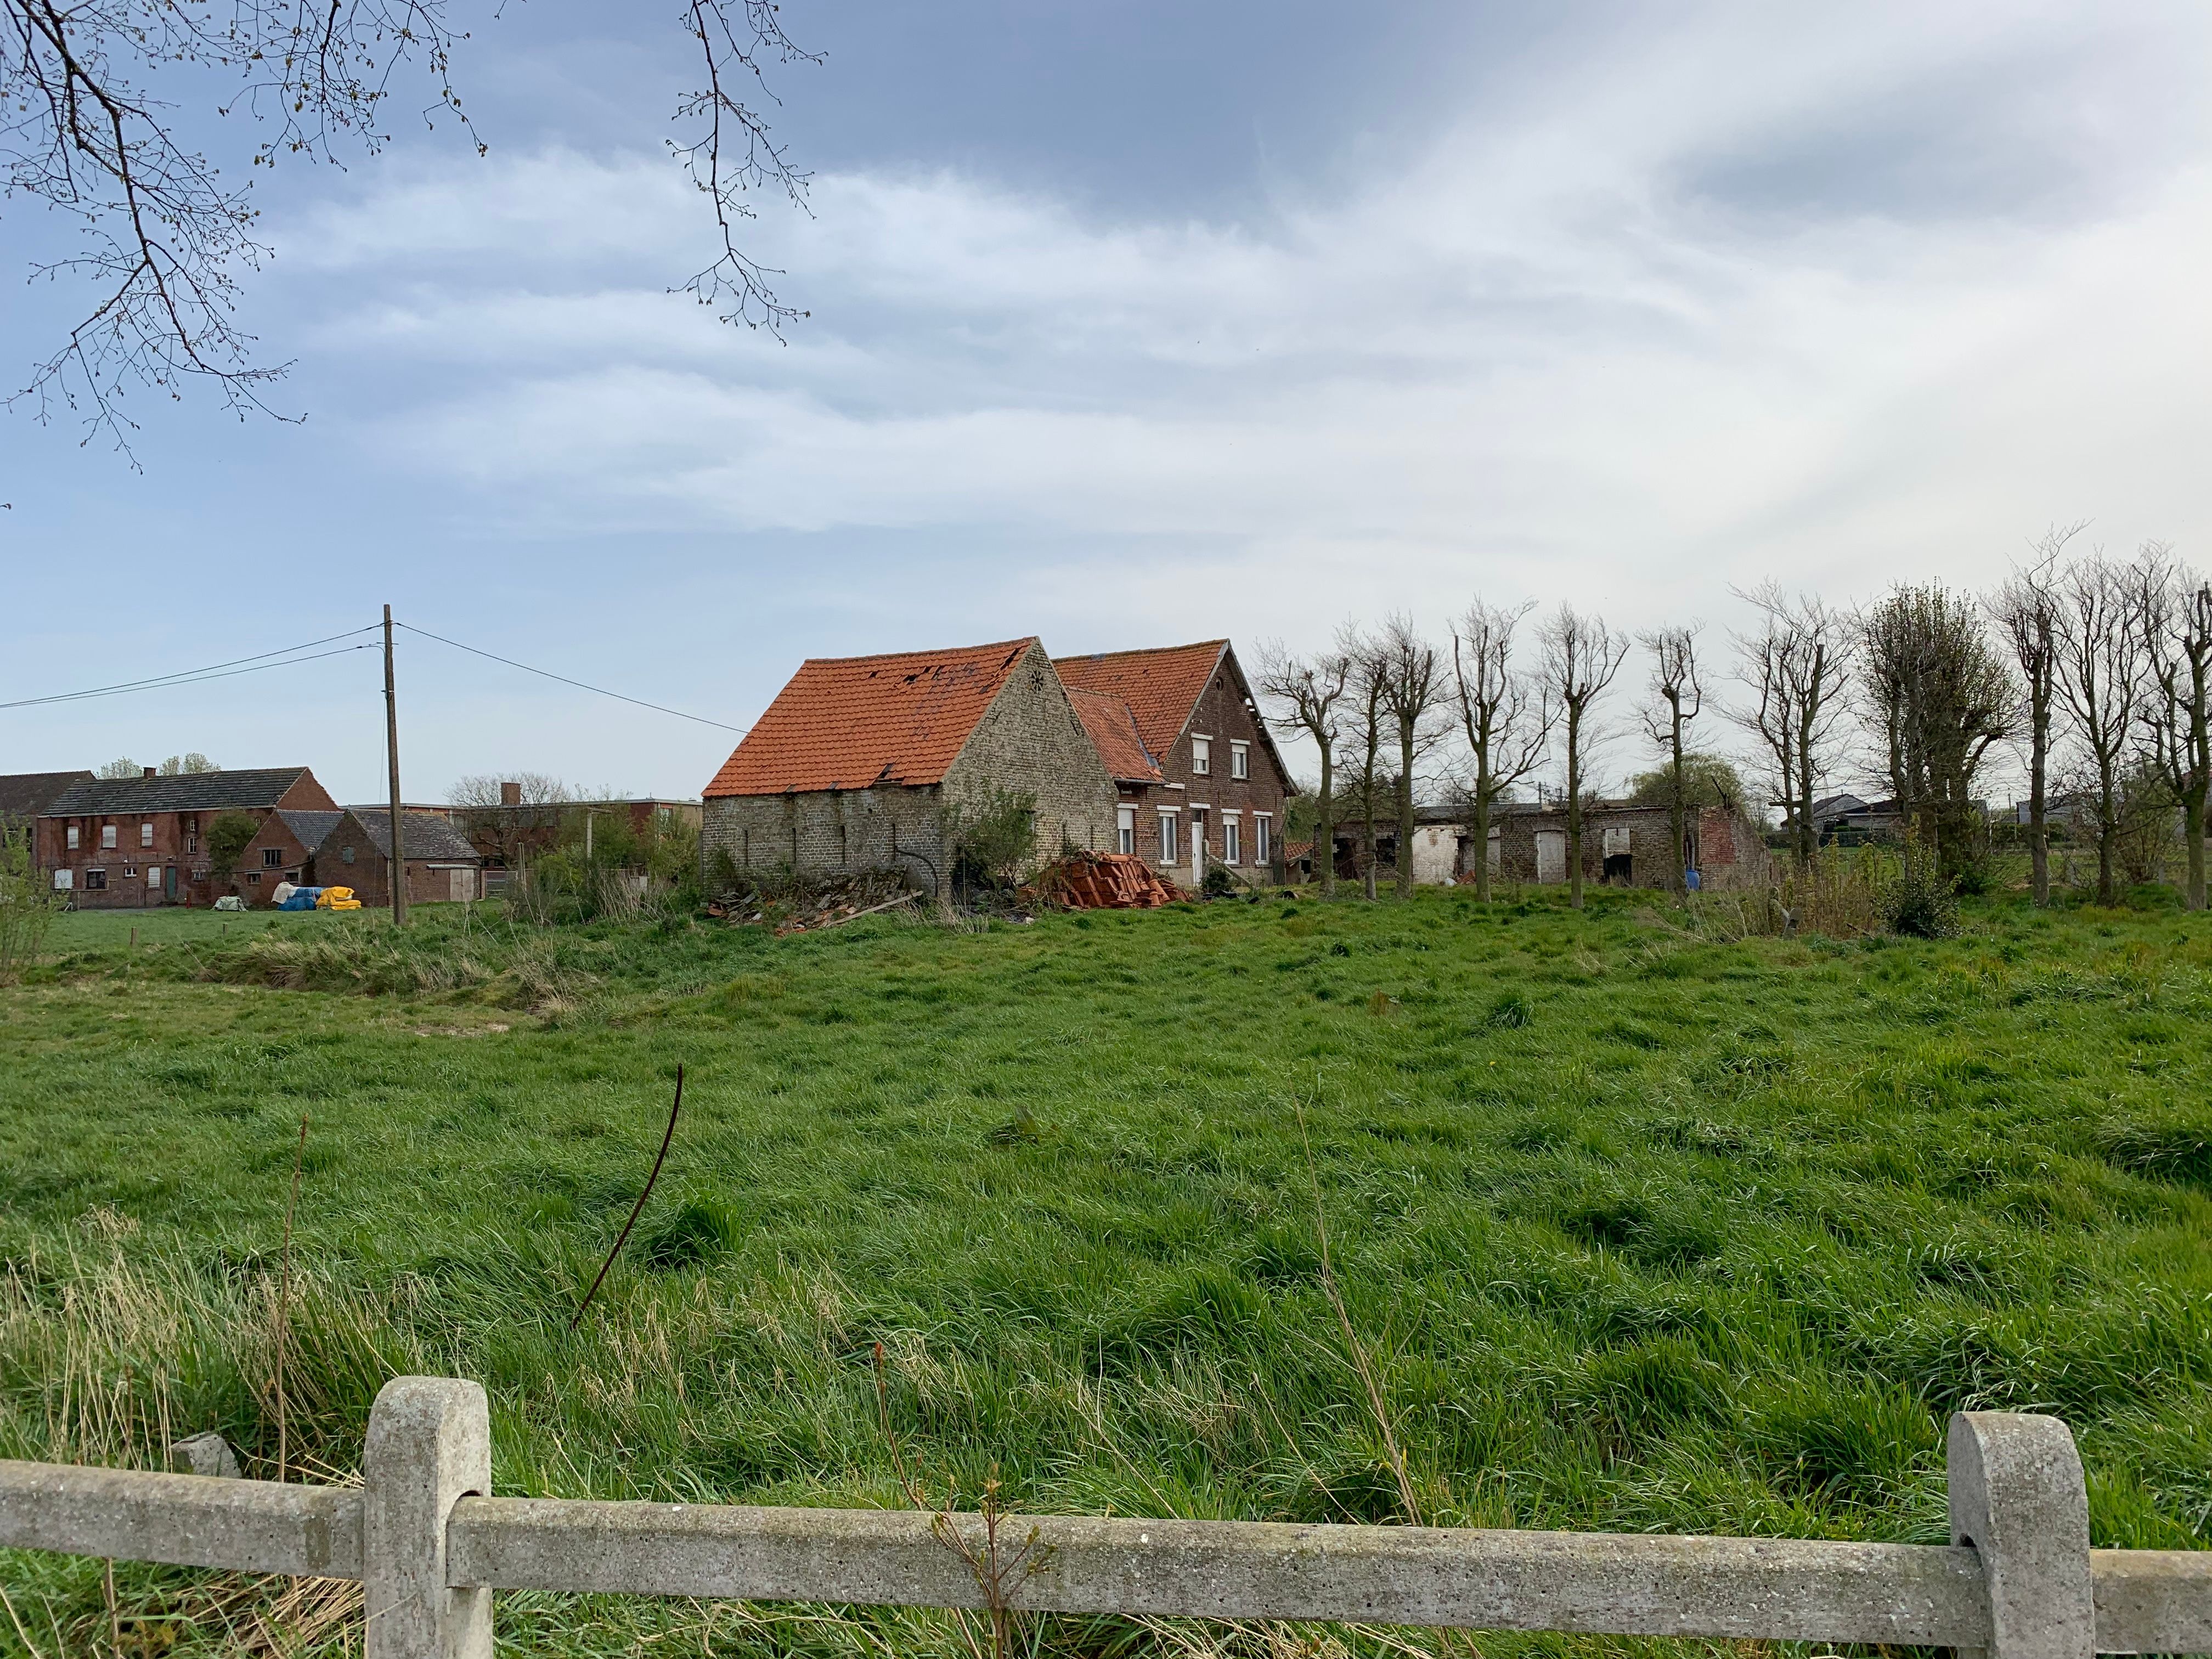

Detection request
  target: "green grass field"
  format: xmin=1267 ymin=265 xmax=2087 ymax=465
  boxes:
xmin=2 ymin=890 xmax=2209 ymax=1658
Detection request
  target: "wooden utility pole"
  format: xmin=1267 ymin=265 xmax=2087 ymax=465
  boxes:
xmin=383 ymin=604 xmax=407 ymax=927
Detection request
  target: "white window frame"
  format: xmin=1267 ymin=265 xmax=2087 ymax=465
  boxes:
xmin=52 ymin=868 xmax=74 ymax=891
xmin=146 ymin=865 xmax=162 ymax=887
xmin=1222 ymin=812 xmax=1242 ymax=865
xmin=100 ymin=824 xmax=117 ymax=849
xmin=1190 ymin=736 xmax=1211 ymax=776
xmin=1158 ymin=809 xmax=1180 ymax=865
xmin=66 ymin=825 xmax=80 ymax=850
xmin=1115 ymin=805 xmax=1135 ymax=857
xmin=1254 ymin=812 xmax=1271 ymax=865
xmin=1230 ymin=741 xmax=1250 ymax=780
xmin=140 ymin=821 xmax=154 ymax=847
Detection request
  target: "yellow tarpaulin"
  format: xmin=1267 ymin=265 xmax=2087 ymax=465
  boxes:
xmin=317 ymin=887 xmax=362 ymax=911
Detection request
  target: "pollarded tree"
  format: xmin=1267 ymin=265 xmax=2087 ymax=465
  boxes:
xmin=4 ymin=1 xmax=817 ymax=457
xmin=1988 ymin=524 xmax=2084 ymax=905
xmin=1731 ymin=583 xmax=1850 ymax=871
xmin=2136 ymin=545 xmax=2212 ymax=912
xmin=1252 ymin=642 xmax=1351 ymax=896
xmin=1536 ymin=604 xmax=1628 ymax=911
xmin=1861 ymin=584 xmax=2016 ymax=879
xmin=1637 ymin=623 xmax=1703 ymax=893
xmin=1374 ymin=614 xmax=1449 ymax=900
xmin=2052 ymin=553 xmax=2149 ymax=905
xmin=1338 ymin=626 xmax=1390 ymax=902
xmin=1449 ymin=598 xmax=1550 ymax=903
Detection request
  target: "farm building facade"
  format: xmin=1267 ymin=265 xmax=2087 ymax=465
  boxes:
xmin=699 ymin=637 xmax=1119 ymax=892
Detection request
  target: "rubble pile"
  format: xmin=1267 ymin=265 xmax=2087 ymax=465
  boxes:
xmin=1039 ymin=850 xmax=1179 ymax=910
xmin=706 ymin=870 xmax=919 ymax=934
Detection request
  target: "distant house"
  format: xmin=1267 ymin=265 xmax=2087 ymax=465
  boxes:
xmin=306 ymin=810 xmax=484 ymax=906
xmin=37 ymin=766 xmax=337 ymax=909
xmin=0 ymin=771 xmax=93 ymax=842
xmin=701 ymin=637 xmax=1119 ymax=890
xmin=1054 ymin=640 xmax=1295 ymax=888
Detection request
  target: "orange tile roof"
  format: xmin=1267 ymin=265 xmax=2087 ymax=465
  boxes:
xmin=1066 ymin=686 xmax=1163 ymax=783
xmin=704 ymin=638 xmax=1038 ymax=797
xmin=1052 ymin=640 xmax=1228 ymax=761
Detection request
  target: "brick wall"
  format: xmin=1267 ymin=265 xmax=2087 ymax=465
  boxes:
xmin=1492 ymin=803 xmax=1771 ymax=891
xmin=940 ymin=641 xmax=1119 ymax=859
xmin=1147 ymin=651 xmax=1290 ymax=886
xmin=701 ymin=783 xmax=950 ymax=890
xmin=40 ymin=808 xmax=232 ymax=909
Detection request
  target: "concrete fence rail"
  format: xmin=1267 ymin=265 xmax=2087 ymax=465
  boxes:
xmin=3 ymin=1377 xmax=2209 ymax=1659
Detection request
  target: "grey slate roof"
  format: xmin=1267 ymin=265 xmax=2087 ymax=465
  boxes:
xmin=348 ymin=809 xmax=481 ymax=864
xmin=276 ymin=810 xmax=345 ymax=851
xmin=0 ymin=770 xmax=94 ymax=820
xmin=43 ymin=767 xmax=315 ymax=816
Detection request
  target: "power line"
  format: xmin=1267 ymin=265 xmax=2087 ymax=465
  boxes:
xmin=0 ymin=629 xmax=382 ymax=710
xmin=394 ymin=620 xmax=747 ymax=733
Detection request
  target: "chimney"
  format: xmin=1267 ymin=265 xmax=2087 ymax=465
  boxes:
xmin=143 ymin=766 xmax=156 ymax=780
xmin=500 ymin=780 xmax=521 ymax=808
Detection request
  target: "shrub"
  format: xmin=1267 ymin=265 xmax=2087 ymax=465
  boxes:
xmin=1201 ymin=866 xmax=1235 ymax=899
xmin=942 ymin=789 xmax=1038 ymax=892
xmin=204 ymin=810 xmax=259 ymax=885
xmin=1884 ymin=857 xmax=1961 ymax=939
xmin=0 ymin=827 xmax=64 ymax=979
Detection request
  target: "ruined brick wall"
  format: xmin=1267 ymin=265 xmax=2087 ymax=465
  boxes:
xmin=701 ymin=785 xmax=949 ymax=891
xmin=941 ymin=641 xmax=1119 ymax=860
xmin=1493 ymin=803 xmax=1774 ymax=890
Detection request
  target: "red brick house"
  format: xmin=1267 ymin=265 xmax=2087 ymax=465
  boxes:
xmin=37 ymin=767 xmax=337 ymax=909
xmin=1054 ymin=640 xmax=1295 ymax=888
xmin=305 ymin=809 xmax=485 ymax=906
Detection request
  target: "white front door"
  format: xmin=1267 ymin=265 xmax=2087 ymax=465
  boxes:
xmin=1190 ymin=810 xmax=1207 ymax=884
xmin=1534 ymin=830 xmax=1567 ymax=884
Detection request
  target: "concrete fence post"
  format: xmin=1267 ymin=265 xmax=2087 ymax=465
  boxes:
xmin=1947 ymin=1411 xmax=2094 ymax=1659
xmin=365 ymin=1377 xmax=493 ymax=1659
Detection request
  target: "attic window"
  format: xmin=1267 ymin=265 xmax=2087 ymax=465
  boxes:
xmin=262 ymin=848 xmax=283 ymax=868
xmin=1192 ymin=738 xmax=1211 ymax=776
xmin=1230 ymin=741 xmax=1249 ymax=780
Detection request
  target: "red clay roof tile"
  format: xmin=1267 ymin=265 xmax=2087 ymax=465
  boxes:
xmin=1052 ymin=641 xmax=1228 ymax=761
xmin=1065 ymin=686 xmax=1163 ymax=783
xmin=704 ymin=639 xmax=1038 ymax=798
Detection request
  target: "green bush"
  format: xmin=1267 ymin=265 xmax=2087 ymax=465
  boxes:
xmin=1884 ymin=858 xmax=1961 ymax=939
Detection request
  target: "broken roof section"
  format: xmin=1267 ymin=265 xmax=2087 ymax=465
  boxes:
xmin=703 ymin=637 xmax=1039 ymax=798
xmin=1053 ymin=640 xmax=1228 ymax=761
xmin=1065 ymin=686 xmax=1163 ymax=784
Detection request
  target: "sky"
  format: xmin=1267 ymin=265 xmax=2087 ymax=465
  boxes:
xmin=5 ymin=1 xmax=2211 ymax=802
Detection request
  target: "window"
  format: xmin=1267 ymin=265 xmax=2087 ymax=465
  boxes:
xmin=1191 ymin=737 xmax=1211 ymax=776
xmin=245 ymin=871 xmax=261 ymax=884
xmin=52 ymin=869 xmax=72 ymax=892
xmin=101 ymin=825 xmax=117 ymax=849
xmin=1116 ymin=806 xmax=1135 ymax=857
xmin=66 ymin=825 xmax=79 ymax=850
xmin=1223 ymin=815 xmax=1242 ymax=865
xmin=341 ymin=845 xmax=356 ymax=866
xmin=83 ymin=868 xmax=107 ymax=890
xmin=262 ymin=847 xmax=283 ymax=868
xmin=1231 ymin=741 xmax=1250 ymax=780
xmin=1254 ymin=814 xmax=1271 ymax=865
xmin=1159 ymin=812 xmax=1179 ymax=864
xmin=146 ymin=866 xmax=161 ymax=887
xmin=140 ymin=821 xmax=154 ymax=847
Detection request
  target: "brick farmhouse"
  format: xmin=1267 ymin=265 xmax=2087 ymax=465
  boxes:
xmin=700 ymin=635 xmax=1294 ymax=894
xmin=701 ymin=637 xmax=1119 ymax=894
xmin=301 ymin=809 xmax=484 ymax=906
xmin=36 ymin=767 xmax=337 ymax=909
xmin=1054 ymin=641 xmax=1293 ymax=887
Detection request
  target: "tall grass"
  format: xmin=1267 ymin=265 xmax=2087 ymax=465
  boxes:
xmin=4 ymin=889 xmax=2211 ymax=1657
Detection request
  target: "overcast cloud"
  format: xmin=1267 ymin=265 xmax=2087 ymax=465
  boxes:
xmin=5 ymin=3 xmax=2210 ymax=798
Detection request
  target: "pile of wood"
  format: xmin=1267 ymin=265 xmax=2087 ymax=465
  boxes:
xmin=1040 ymin=851 xmax=1179 ymax=910
xmin=706 ymin=870 xmax=919 ymax=934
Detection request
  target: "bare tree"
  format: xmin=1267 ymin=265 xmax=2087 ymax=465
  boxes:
xmin=1536 ymin=605 xmax=1628 ymax=911
xmin=1449 ymin=599 xmax=1550 ymax=902
xmin=1338 ymin=627 xmax=1389 ymax=902
xmin=4 ymin=1 xmax=816 ymax=458
xmin=1731 ymin=583 xmax=1851 ymax=870
xmin=2050 ymin=554 xmax=2149 ymax=905
xmin=448 ymin=771 xmax=572 ymax=868
xmin=1988 ymin=523 xmax=2084 ymax=905
xmin=2136 ymin=544 xmax=2211 ymax=912
xmin=1862 ymin=584 xmax=2016 ymax=878
xmin=1252 ymin=641 xmax=1351 ymax=896
xmin=1373 ymin=614 xmax=1449 ymax=900
xmin=1638 ymin=623 xmax=1703 ymax=894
